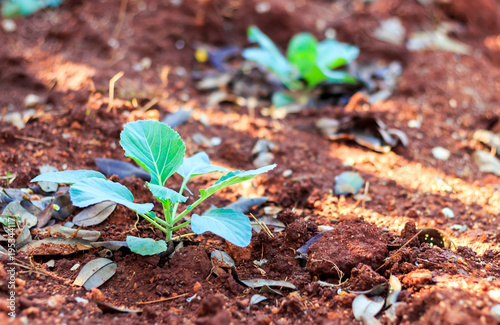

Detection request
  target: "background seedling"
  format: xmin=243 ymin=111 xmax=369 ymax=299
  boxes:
xmin=242 ymin=26 xmax=359 ymax=107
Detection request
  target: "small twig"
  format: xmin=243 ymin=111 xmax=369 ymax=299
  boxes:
xmin=0 ymin=253 xmax=70 ymax=284
xmin=171 ymin=232 xmax=196 ymax=241
xmin=13 ymin=135 xmax=51 ymax=146
xmin=107 ymin=71 xmax=125 ymax=113
xmin=124 ymin=213 xmax=141 ymax=234
xmin=362 ymin=181 xmax=370 ymax=209
xmin=250 ymin=213 xmax=273 ymax=238
xmin=112 ymin=0 xmax=129 ymax=40
xmin=160 ymin=66 xmax=170 ymax=89
xmin=376 ymin=229 xmax=423 ymax=272
xmin=310 ymin=258 xmax=346 ymax=285
xmin=69 ymin=224 xmax=84 ymax=239
xmin=139 ymin=97 xmax=159 ymax=112
xmin=124 ymin=271 xmax=135 ymax=289
xmin=136 ymin=292 xmax=190 ymax=305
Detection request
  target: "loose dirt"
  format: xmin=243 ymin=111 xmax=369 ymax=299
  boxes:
xmin=1 ymin=0 xmax=500 ymax=324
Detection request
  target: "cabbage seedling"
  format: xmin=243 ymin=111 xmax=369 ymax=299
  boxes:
xmin=32 ymin=120 xmax=275 ymax=255
xmin=242 ymin=26 xmax=359 ymax=106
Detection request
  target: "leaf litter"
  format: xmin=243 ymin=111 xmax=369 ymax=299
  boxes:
xmin=72 ymin=201 xmax=117 ymax=227
xmin=73 ymin=257 xmax=117 ymax=291
xmin=316 ymin=115 xmax=408 ymax=153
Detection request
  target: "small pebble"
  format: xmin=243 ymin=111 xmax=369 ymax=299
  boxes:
xmin=343 ymin=157 xmax=355 ymax=167
xmin=47 ymin=295 xmax=66 ymax=308
xmin=353 ymin=193 xmax=372 ymax=202
xmin=282 ymin=169 xmax=293 ymax=178
xmin=407 ymin=120 xmax=421 ymax=128
xmin=325 ymin=28 xmax=336 ymax=39
xmin=107 ymin=38 xmax=119 ymax=49
xmin=192 ymin=133 xmax=212 ymax=147
xmin=2 ymin=19 xmax=16 ymax=33
xmin=2 ymin=112 xmax=25 ymax=129
xmin=70 ymin=263 xmax=80 ymax=271
xmin=210 ymin=137 xmax=221 ymax=146
xmin=24 ymin=94 xmax=42 ymax=108
xmin=255 ymin=1 xmax=271 ymax=13
xmin=175 ymin=40 xmax=185 ymax=50
xmin=441 ymin=207 xmax=454 ymax=218
xmin=450 ymin=224 xmax=467 ymax=232
xmin=175 ymin=66 xmax=187 ymax=77
xmin=318 ymin=225 xmax=334 ymax=232
xmin=491 ymin=305 xmax=500 ymax=322
xmin=140 ymin=57 xmax=152 ymax=69
xmin=46 ymin=260 xmax=55 ymax=268
xmin=253 ymin=152 xmax=274 ymax=168
xmin=132 ymin=62 xmax=144 ymax=71
xmin=198 ymin=114 xmax=210 ymax=127
xmin=75 ymin=297 xmax=89 ymax=305
xmin=432 ymin=147 xmax=450 ymax=160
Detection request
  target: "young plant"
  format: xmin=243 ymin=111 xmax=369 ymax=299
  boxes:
xmin=32 ymin=120 xmax=276 ymax=255
xmin=2 ymin=0 xmax=63 ymax=18
xmin=242 ymin=26 xmax=359 ymax=107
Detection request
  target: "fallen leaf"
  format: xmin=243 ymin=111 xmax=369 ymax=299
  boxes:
xmin=95 ymin=300 xmax=142 ymax=314
xmin=386 ymin=275 xmax=401 ymax=307
xmin=224 ymin=196 xmax=268 ymax=213
xmin=36 ymin=202 xmax=54 ymax=228
xmin=50 ymin=224 xmax=101 ymax=241
xmin=74 ymin=258 xmax=117 ymax=291
xmin=317 ymin=116 xmax=407 ymax=153
xmin=352 ymin=294 xmax=384 ymax=324
xmin=473 ymin=129 xmax=500 ymax=152
xmin=295 ymin=233 xmax=323 ymax=260
xmin=251 ymin=216 xmax=286 ymax=233
xmin=249 ymin=294 xmax=268 ymax=307
xmin=15 ymin=225 xmax=32 ymax=249
xmin=95 ymin=158 xmax=151 ymax=180
xmin=161 ymin=108 xmax=193 ymax=129
xmin=73 ymin=201 xmax=117 ymax=227
xmin=3 ymin=200 xmax=37 ymax=228
xmin=52 ymin=194 xmax=74 ymax=220
xmin=91 ymin=241 xmax=128 ymax=251
xmin=38 ymin=165 xmax=59 ymax=193
xmin=19 ymin=238 xmax=92 ymax=255
xmin=240 ymin=279 xmax=297 ymax=290
xmin=211 ymin=250 xmax=235 ymax=268
xmin=473 ymin=151 xmax=500 ymax=176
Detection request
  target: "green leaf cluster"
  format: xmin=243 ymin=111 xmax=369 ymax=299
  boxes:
xmin=32 ymin=120 xmax=276 ymax=255
xmin=2 ymin=0 xmax=63 ymax=18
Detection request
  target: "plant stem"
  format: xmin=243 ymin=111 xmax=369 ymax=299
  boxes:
xmin=172 ymin=196 xmax=204 ymax=225
xmin=144 ymin=212 xmax=169 ymax=228
xmin=140 ymin=213 xmax=167 ymax=234
xmin=161 ymin=201 xmax=174 ymax=241
xmin=163 ymin=202 xmax=172 ymax=224
xmin=171 ymin=220 xmax=191 ymax=231
xmin=171 ymin=178 xmax=188 ymax=218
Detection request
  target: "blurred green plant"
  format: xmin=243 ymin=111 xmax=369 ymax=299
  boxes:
xmin=242 ymin=26 xmax=359 ymax=107
xmin=2 ymin=0 xmax=63 ymax=18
